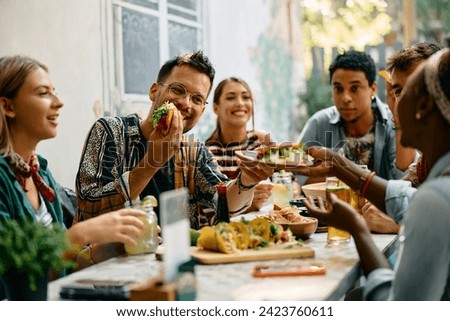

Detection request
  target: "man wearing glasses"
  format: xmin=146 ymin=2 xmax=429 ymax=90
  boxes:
xmin=74 ymin=51 xmax=273 ymax=232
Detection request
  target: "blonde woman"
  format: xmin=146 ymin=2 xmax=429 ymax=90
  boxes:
xmin=0 ymin=55 xmax=146 ymax=272
xmin=205 ymin=77 xmax=275 ymax=212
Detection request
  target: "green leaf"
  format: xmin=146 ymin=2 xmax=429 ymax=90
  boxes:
xmin=0 ymin=219 xmax=75 ymax=290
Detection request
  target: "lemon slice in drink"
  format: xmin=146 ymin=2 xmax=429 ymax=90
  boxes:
xmin=141 ymin=195 xmax=158 ymax=207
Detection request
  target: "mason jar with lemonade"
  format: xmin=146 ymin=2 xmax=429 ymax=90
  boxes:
xmin=124 ymin=195 xmax=159 ymax=255
xmin=272 ymin=170 xmax=294 ymax=208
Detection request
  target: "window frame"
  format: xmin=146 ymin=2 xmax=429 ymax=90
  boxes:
xmin=101 ymin=0 xmax=208 ymax=115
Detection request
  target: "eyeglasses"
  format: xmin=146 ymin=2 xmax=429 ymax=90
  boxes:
xmin=159 ymin=82 xmax=208 ymax=107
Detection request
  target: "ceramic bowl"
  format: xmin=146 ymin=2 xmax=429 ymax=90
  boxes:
xmin=282 ymin=218 xmax=318 ymax=240
xmin=301 ymin=182 xmax=327 ymax=199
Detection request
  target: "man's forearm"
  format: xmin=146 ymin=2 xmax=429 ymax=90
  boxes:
xmin=128 ymin=162 xmax=160 ymax=200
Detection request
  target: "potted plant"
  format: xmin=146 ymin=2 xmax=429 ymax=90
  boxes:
xmin=0 ymin=219 xmax=75 ymax=300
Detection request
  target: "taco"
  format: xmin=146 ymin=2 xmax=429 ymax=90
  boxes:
xmin=196 ymin=226 xmax=218 ymax=251
xmin=229 ymin=221 xmax=250 ymax=250
xmin=215 ymin=222 xmax=238 ymax=254
xmin=150 ymin=101 xmax=176 ymax=136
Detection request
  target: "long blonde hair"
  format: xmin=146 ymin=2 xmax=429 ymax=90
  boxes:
xmin=0 ymin=55 xmax=48 ymax=166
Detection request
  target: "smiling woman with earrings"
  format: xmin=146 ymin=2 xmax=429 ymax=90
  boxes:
xmin=205 ymin=77 xmax=275 ymax=213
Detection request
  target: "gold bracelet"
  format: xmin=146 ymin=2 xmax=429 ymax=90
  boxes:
xmin=235 ymin=172 xmax=256 ymax=194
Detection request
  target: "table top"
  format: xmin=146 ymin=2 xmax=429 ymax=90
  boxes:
xmin=48 ymin=228 xmax=397 ymax=301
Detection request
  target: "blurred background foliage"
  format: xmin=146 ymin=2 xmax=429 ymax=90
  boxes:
xmin=296 ymin=0 xmax=450 ymax=128
xmin=300 ymin=0 xmax=391 ymax=77
xmin=416 ymin=0 xmax=450 ymax=40
xmin=296 ymin=0 xmax=390 ymax=127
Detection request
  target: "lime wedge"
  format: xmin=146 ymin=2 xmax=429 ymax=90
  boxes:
xmin=326 ymin=186 xmax=349 ymax=192
xmin=190 ymin=228 xmax=200 ymax=246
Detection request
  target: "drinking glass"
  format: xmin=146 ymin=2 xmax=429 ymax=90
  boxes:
xmin=350 ymin=165 xmax=369 ymax=214
xmin=326 ymin=177 xmax=351 ymax=245
xmin=272 ymin=170 xmax=294 ymax=208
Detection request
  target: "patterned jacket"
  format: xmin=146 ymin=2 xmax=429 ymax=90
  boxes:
xmin=75 ymin=114 xmax=233 ymax=228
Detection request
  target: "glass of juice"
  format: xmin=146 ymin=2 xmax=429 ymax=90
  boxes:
xmin=350 ymin=165 xmax=369 ymax=214
xmin=326 ymin=177 xmax=351 ymax=245
xmin=272 ymin=170 xmax=294 ymax=208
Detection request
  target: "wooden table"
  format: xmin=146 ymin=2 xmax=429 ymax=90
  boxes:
xmin=48 ymin=230 xmax=397 ymax=301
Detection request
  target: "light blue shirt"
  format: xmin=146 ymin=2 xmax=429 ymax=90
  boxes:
xmin=385 ymin=179 xmax=416 ymax=223
xmin=364 ymin=150 xmax=450 ymax=300
xmin=297 ymin=97 xmax=405 ymax=185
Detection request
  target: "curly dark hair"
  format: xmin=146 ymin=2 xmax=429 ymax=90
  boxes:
xmin=329 ymin=50 xmax=376 ymax=86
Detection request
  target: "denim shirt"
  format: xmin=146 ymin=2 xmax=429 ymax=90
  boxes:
xmin=385 ymin=179 xmax=416 ymax=223
xmin=297 ymin=97 xmax=405 ymax=185
xmin=364 ymin=150 xmax=450 ymax=300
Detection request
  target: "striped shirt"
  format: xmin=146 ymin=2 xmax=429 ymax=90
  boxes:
xmin=205 ymin=131 xmax=261 ymax=179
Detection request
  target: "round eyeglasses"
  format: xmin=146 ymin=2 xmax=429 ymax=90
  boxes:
xmin=159 ymin=82 xmax=208 ymax=107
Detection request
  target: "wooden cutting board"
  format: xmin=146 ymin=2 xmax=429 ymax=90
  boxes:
xmin=190 ymin=243 xmax=314 ymax=265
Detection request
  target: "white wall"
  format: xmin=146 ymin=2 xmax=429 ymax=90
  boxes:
xmin=201 ymin=0 xmax=305 ymax=143
xmin=0 ymin=0 xmax=104 ymax=188
xmin=192 ymin=0 xmax=271 ymax=141
xmin=1 ymin=0 xmax=304 ymax=187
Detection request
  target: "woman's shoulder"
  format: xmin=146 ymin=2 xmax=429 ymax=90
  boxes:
xmin=411 ymin=177 xmax=450 ymax=219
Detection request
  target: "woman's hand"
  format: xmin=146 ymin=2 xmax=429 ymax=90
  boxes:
xmin=249 ymin=181 xmax=273 ymax=211
xmin=69 ymin=208 xmax=147 ymax=247
xmin=303 ymin=194 xmax=363 ymax=234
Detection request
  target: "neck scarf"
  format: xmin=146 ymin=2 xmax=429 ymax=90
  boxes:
xmin=12 ymin=154 xmax=55 ymax=202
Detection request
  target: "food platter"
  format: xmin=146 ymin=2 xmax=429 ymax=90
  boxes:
xmin=155 ymin=243 xmax=314 ymax=264
xmin=190 ymin=242 xmax=314 ymax=264
xmin=235 ymin=150 xmax=314 ymax=170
